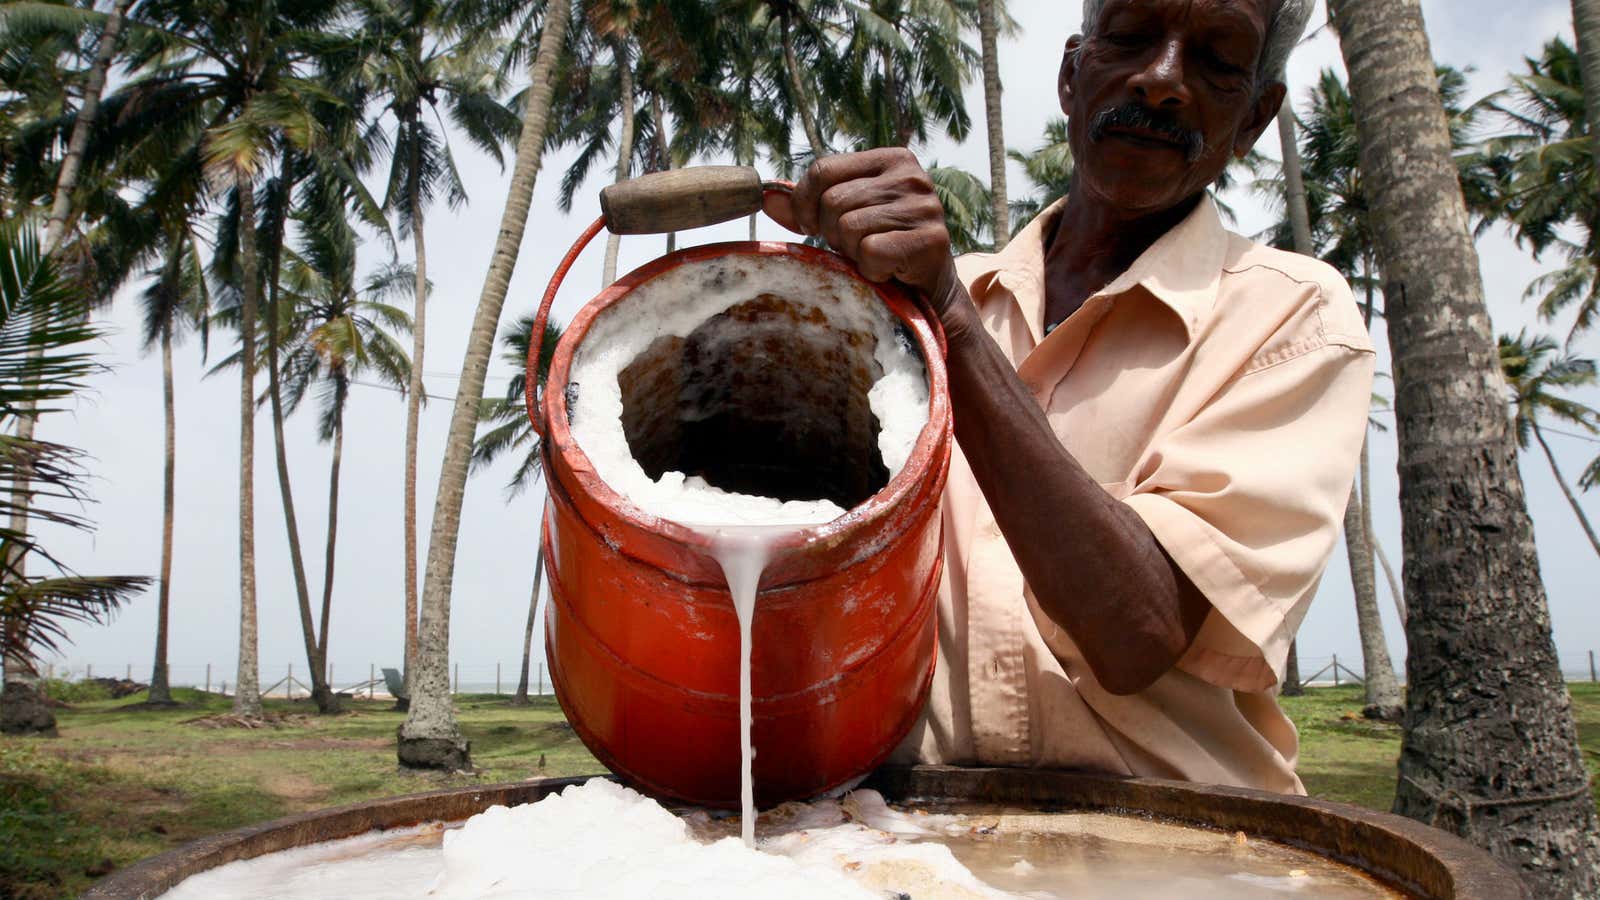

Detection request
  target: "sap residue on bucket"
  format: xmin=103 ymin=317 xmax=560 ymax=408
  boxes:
xmin=157 ymin=781 xmax=1404 ymax=899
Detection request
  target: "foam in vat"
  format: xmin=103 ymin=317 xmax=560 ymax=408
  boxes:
xmin=157 ymin=784 xmax=1404 ymax=899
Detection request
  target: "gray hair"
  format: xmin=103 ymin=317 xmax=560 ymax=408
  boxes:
xmin=1079 ymin=0 xmax=1315 ymax=85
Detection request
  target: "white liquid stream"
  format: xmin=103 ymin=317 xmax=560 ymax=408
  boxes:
xmin=706 ymin=526 xmax=786 ymax=848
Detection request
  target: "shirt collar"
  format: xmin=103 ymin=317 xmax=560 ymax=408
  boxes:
xmin=963 ymin=193 xmax=1229 ymax=345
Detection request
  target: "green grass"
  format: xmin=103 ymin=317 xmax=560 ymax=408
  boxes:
xmin=0 ymin=690 xmax=600 ymax=898
xmin=2 ymin=684 xmax=1598 ymax=897
xmin=1280 ymin=683 xmax=1600 ymax=813
xmin=1279 ymin=685 xmax=1407 ymax=810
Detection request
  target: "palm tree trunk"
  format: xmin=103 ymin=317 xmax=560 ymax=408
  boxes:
xmin=1274 ymin=96 xmax=1314 ymax=708
xmin=1358 ymin=431 xmax=1408 ymax=637
xmin=1281 ymin=641 xmax=1303 ymax=697
xmin=1331 ymin=1 xmax=1600 ymax=892
xmin=1276 ymin=103 xmax=1314 ymax=256
xmin=148 ymin=314 xmax=176 ymax=705
xmin=976 ymin=0 xmax=1008 ymax=249
xmin=882 ymin=54 xmax=908 ymax=146
xmin=1358 ymin=257 xmax=1406 ymax=627
xmin=1344 ymin=466 xmax=1403 ymax=720
xmin=42 ymin=0 xmax=130 ymax=256
xmin=403 ymin=119 xmax=427 ymax=700
xmin=399 ymin=0 xmax=572 ymax=771
xmin=318 ymin=379 xmax=346 ymax=690
xmin=602 ymin=37 xmax=636 ymax=287
xmin=1572 ymin=0 xmax=1600 ymax=168
xmin=4 ymin=0 xmax=132 ymax=715
xmin=1534 ymin=423 xmax=1600 ymax=557
xmin=780 ymin=11 xmax=827 ymax=160
xmin=264 ymin=227 xmax=333 ymax=714
xmin=233 ymin=175 xmax=263 ymax=720
xmin=1374 ymin=539 xmax=1405 ymax=624
xmin=1 ymin=647 xmax=55 ymax=735
xmin=512 ymin=548 xmax=545 ymax=706
xmin=1348 ymin=259 xmax=1404 ymax=719
xmin=649 ymin=90 xmax=677 ymax=254
xmin=1 ymin=516 xmax=53 ymax=732
xmin=739 ymin=145 xmax=758 ymax=240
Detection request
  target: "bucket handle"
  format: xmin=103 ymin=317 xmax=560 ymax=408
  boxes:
xmin=526 ymin=170 xmax=948 ymax=438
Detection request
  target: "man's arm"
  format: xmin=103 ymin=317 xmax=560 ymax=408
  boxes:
xmin=765 ymin=148 xmax=1209 ymax=696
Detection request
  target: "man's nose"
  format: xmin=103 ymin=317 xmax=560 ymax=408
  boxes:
xmin=1127 ymin=37 xmax=1190 ymax=108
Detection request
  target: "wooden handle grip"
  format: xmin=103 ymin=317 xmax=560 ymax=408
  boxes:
xmin=600 ymin=166 xmax=765 ymax=235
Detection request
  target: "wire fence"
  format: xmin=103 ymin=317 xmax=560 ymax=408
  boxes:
xmin=31 ymin=652 xmax=1600 ymax=697
xmin=33 ymin=661 xmax=556 ymax=700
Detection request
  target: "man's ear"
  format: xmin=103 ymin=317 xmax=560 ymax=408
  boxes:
xmin=1235 ymin=81 xmax=1287 ymax=158
xmin=1059 ymin=35 xmax=1084 ymax=116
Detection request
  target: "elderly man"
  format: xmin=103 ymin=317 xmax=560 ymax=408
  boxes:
xmin=765 ymin=0 xmax=1370 ymax=794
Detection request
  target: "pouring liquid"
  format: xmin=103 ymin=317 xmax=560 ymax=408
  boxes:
xmin=707 ymin=525 xmax=796 ymax=849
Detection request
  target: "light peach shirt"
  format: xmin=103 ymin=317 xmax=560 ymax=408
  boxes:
xmin=890 ymin=195 xmax=1375 ymax=794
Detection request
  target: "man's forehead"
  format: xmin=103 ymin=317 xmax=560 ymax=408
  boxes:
xmin=1093 ymin=0 xmax=1271 ymax=32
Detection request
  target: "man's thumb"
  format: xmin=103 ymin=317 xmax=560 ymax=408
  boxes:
xmin=762 ymin=192 xmax=806 ymax=235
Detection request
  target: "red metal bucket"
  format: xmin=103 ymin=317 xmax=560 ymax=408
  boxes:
xmin=526 ymin=174 xmax=951 ymax=809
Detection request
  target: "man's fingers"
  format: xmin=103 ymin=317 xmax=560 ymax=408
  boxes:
xmin=817 ymin=179 xmax=916 ymax=249
xmin=830 ymin=203 xmax=925 ymax=262
xmin=791 ymin=150 xmax=901 ymax=234
xmin=856 ymin=230 xmax=921 ymax=284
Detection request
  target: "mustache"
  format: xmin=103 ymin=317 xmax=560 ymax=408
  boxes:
xmin=1089 ymin=104 xmax=1206 ymax=162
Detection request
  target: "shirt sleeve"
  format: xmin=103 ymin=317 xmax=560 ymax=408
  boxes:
xmin=1121 ymin=341 xmax=1376 ymax=693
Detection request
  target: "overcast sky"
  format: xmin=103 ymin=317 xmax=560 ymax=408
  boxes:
xmin=31 ymin=0 xmax=1600 ymax=691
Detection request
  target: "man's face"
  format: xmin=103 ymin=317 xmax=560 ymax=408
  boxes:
xmin=1060 ymin=0 xmax=1285 ymax=217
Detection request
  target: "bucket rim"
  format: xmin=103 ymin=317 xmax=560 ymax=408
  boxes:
xmin=540 ymin=239 xmax=952 ymax=559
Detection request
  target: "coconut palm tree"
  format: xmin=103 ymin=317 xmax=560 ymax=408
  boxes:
xmin=1008 ymin=117 xmax=1071 ymax=234
xmin=219 ymin=114 xmax=385 ymax=719
xmin=828 ymin=0 xmax=977 ymax=151
xmin=547 ymin=11 xmax=644 ymax=286
xmin=1489 ymin=40 xmax=1597 ymax=344
xmin=1273 ymin=97 xmax=1313 ymax=704
xmin=348 ymin=0 xmax=521 ymax=692
xmin=974 ymin=0 xmax=1010 ymax=248
xmin=1329 ymin=1 xmax=1600 ymax=893
xmin=470 ymin=313 xmax=562 ymax=706
xmin=401 ymin=0 xmax=574 ymax=770
xmin=716 ymin=0 xmax=847 ymax=161
xmin=106 ymin=0 xmax=362 ymax=719
xmin=206 ymin=158 xmax=395 ymax=715
xmin=40 ymin=0 xmax=132 ymax=255
xmin=549 ymin=0 xmax=714 ymax=283
xmin=260 ymin=154 xmax=339 ymax=714
xmin=0 ymin=222 xmax=150 ymax=734
xmin=666 ymin=20 xmax=789 ymax=234
xmin=275 ymin=213 xmax=413 ymax=696
xmin=0 ymin=2 xmax=133 ymax=703
xmin=0 ymin=0 xmax=136 ymax=254
xmin=0 ymin=6 xmax=77 ymax=219
xmin=925 ymin=164 xmax=990 ymax=254
xmin=1498 ymin=331 xmax=1600 ymax=559
xmin=136 ymin=219 xmax=210 ymax=706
